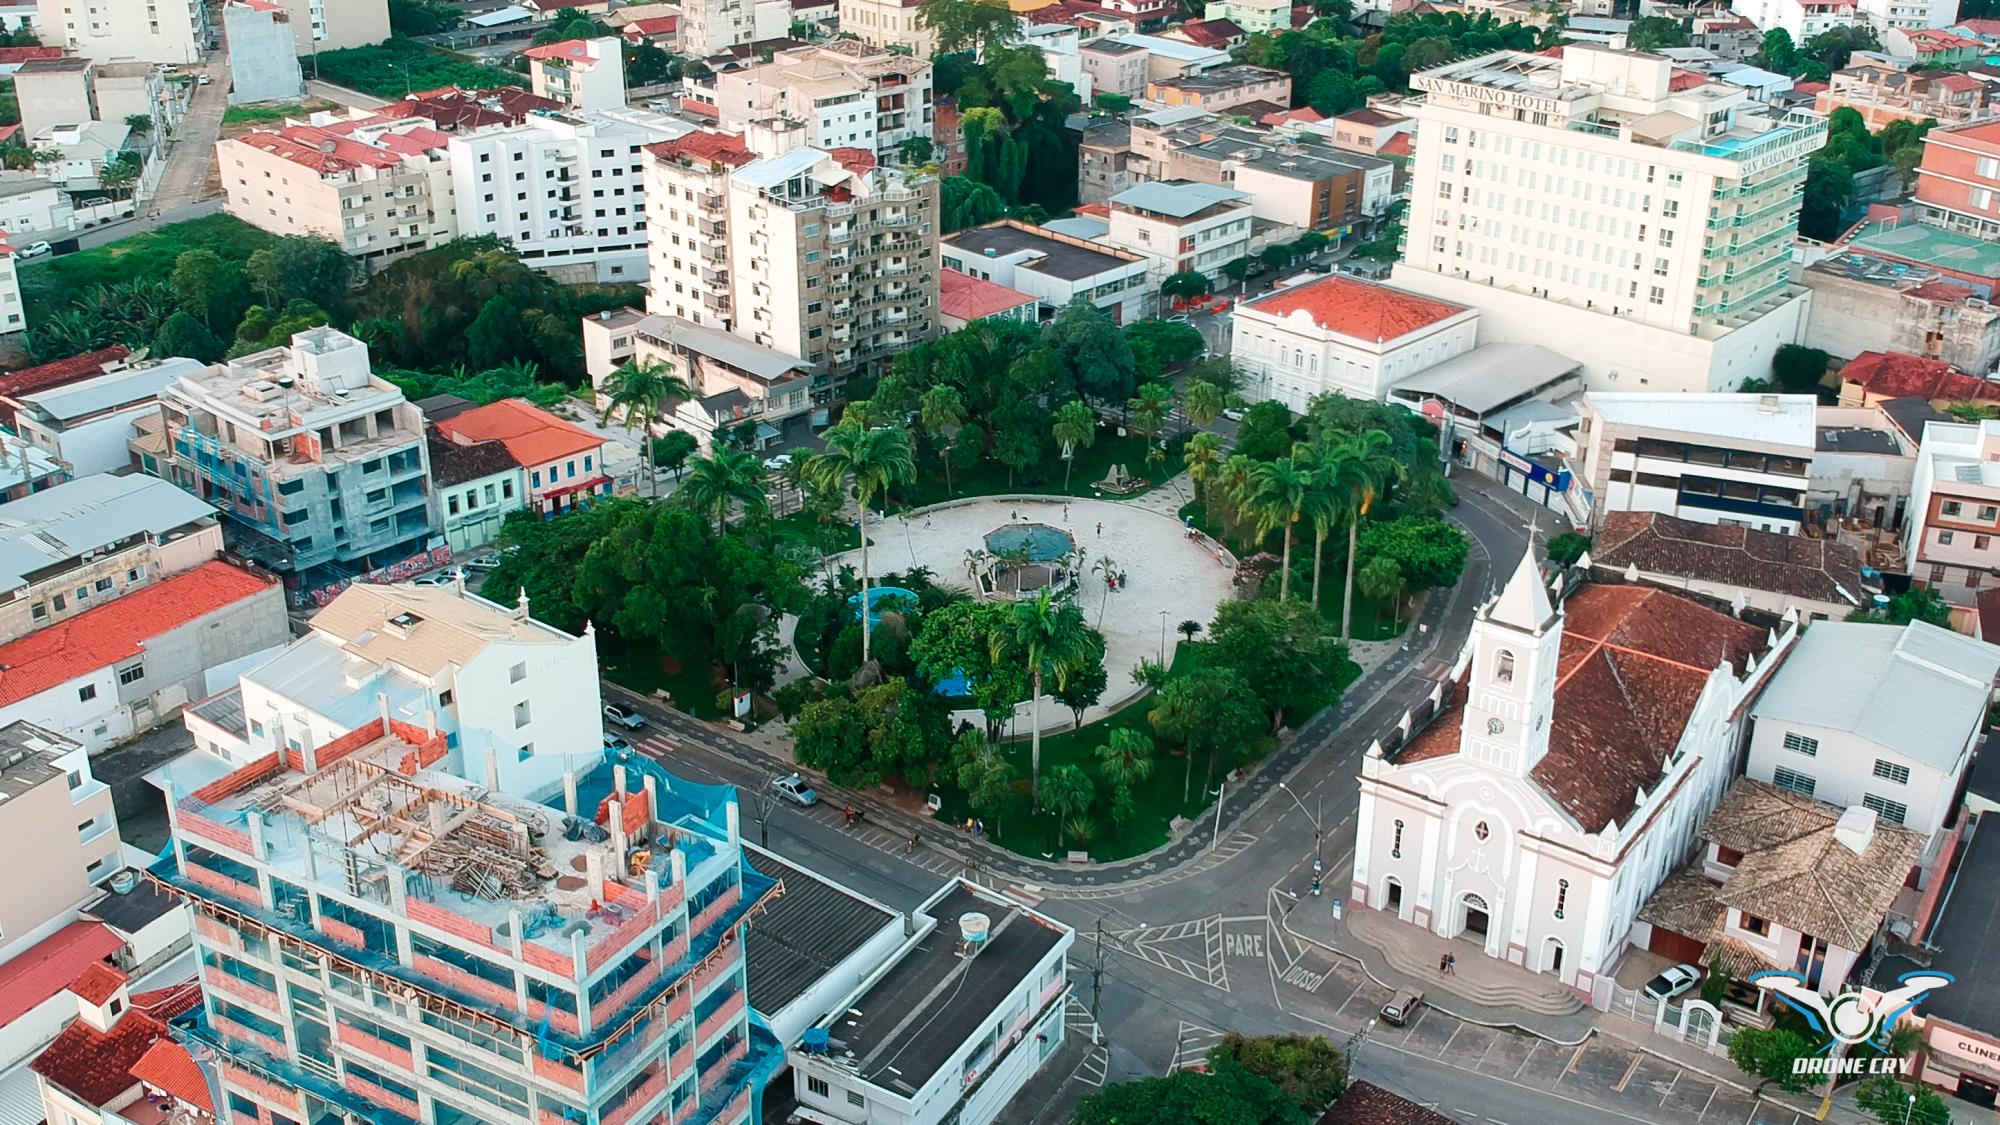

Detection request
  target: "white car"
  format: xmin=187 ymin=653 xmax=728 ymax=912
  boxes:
xmin=463 ymin=556 xmax=502 ymax=572
xmin=763 ymin=453 xmax=794 ymax=472
xmin=1643 ymin=963 xmax=1702 ymax=1002
xmin=772 ymin=774 xmax=818 ymax=807
xmin=1221 ymin=407 xmax=1245 ymax=422
xmin=15 ymin=241 xmax=51 ymax=260
xmin=410 ymin=567 xmax=462 ymax=588
xmin=1165 ymin=313 xmax=1192 ymax=324
xmin=198 ymin=74 xmax=212 ymax=86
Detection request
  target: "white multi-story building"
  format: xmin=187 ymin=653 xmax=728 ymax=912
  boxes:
xmin=1230 ymin=273 xmax=1478 ymax=408
xmin=837 ymin=0 xmax=931 ymax=55
xmin=941 ymin=221 xmax=1152 ymax=324
xmin=642 ymin=130 xmax=939 ymax=400
xmin=219 ymin=115 xmax=457 ymax=266
xmin=450 ymin=107 xmax=689 ymax=284
xmin=526 ymin=37 xmax=627 ymax=113
xmin=1104 ymin=179 xmax=1251 ymax=290
xmin=1574 ymin=391 xmax=1817 ymax=534
xmin=1747 ymin=619 xmax=2000 ymax=845
xmin=1352 ymin=554 xmax=1798 ymax=1003
xmin=700 ymin=43 xmax=932 ymax=166
xmin=680 ymin=0 xmax=787 ymax=58
xmin=788 ymin=879 xmax=1073 ymax=1125
xmin=1392 ymin=48 xmax=1826 ymax=393
xmin=1023 ymin=23 xmax=1093 ymax=102
xmin=35 ymin=0 xmax=204 ymax=63
xmin=276 ymin=0 xmax=389 ymax=51
xmin=1733 ymin=0 xmax=1954 ymax=37
xmin=0 ymin=235 xmax=21 ymax=338
xmin=7 ymin=357 xmax=201 ymax=476
xmin=1904 ymin=417 xmax=2000 ymax=607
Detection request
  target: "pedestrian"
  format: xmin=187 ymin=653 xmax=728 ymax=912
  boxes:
xmin=1439 ymin=953 xmax=1449 ymax=974
xmin=975 ymin=819 xmax=985 ymax=836
xmin=907 ymin=831 xmax=919 ymax=854
xmin=843 ymin=803 xmax=853 ymax=828
xmin=1446 ymin=953 xmax=1457 ymax=974
xmin=1096 ymin=521 xmax=1103 ymax=537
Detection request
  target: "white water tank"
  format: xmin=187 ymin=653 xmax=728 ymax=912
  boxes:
xmin=959 ymin=912 xmax=990 ymax=949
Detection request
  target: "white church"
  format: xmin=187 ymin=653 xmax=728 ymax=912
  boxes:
xmin=1350 ymin=553 xmax=1799 ymax=1005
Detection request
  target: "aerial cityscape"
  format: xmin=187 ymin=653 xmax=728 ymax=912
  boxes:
xmin=0 ymin=0 xmax=1998 ymax=1122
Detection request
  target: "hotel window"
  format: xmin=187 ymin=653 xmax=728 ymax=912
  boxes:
xmin=1862 ymin=794 xmax=1908 ymax=826
xmin=1943 ymin=500 xmax=1964 ymax=516
xmin=1982 ymin=505 xmax=1999 ymax=521
xmin=1772 ymin=766 xmax=1815 ymax=797
xmin=1782 ymin=732 xmax=1818 ymax=756
xmin=1873 ymin=760 xmax=1911 ymax=785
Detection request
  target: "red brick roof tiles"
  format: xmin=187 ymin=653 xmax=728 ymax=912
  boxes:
xmin=0 ymin=345 xmax=131 ymax=421
xmin=828 ymin=146 xmax=877 ymax=173
xmin=435 ymin=398 xmax=605 ymax=469
xmin=0 ymin=561 xmax=274 ymax=708
xmin=1244 ymin=274 xmax=1465 ymax=341
xmin=1841 ymin=350 xmax=2000 ymax=402
xmin=0 ymin=46 xmax=62 ymax=64
xmin=0 ymin=921 xmax=123 ymax=1025
xmin=1317 ymin=1081 xmax=1459 ymax=1125
xmin=524 ymin=38 xmax=594 ymax=62
xmin=68 ymin=962 xmax=127 ymax=1006
xmin=33 ymin=1009 xmax=176 ymax=1109
xmin=128 ymin=1039 xmax=212 ymax=1113
xmin=647 ymin=130 xmax=754 ymax=168
xmin=940 ymin=268 xmax=1036 ymax=321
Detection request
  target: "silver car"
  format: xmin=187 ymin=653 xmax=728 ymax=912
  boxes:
xmin=772 ymin=774 xmax=818 ymax=807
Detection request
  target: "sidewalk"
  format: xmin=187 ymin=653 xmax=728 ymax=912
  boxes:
xmin=1596 ymin=1013 xmax=1902 ymax=1125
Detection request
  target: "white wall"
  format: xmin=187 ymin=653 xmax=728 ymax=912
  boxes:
xmin=1231 ymin=305 xmax=1478 ymax=408
xmin=1744 ymin=718 xmax=1964 ymax=840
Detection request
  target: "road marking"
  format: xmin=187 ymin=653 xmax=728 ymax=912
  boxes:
xmin=1611 ymin=1055 xmax=1642 ymax=1093
xmin=1694 ymin=1084 xmax=1714 ymax=1119
xmin=1512 ymin=1041 xmax=1540 ymax=1080
xmin=1560 ymin=1042 xmax=1589 ymax=1080
xmin=1470 ymin=1031 xmax=1500 ymax=1071
xmin=1437 ymin=1022 xmax=1462 ymax=1059
xmin=1654 ymin=1068 xmax=1680 ymax=1107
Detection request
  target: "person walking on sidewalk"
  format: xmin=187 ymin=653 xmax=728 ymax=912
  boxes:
xmin=1439 ymin=953 xmax=1449 ymax=974
xmin=907 ymin=831 xmax=920 ymax=854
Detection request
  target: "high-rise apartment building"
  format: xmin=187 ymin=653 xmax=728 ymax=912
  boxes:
xmin=219 ymin=115 xmax=457 ymax=266
xmin=155 ymin=623 xmax=773 ymax=1125
xmin=697 ymin=43 xmax=932 ymax=168
xmin=35 ymin=0 xmax=205 ymax=63
xmin=642 ymin=131 xmax=939 ymax=401
xmin=450 ymin=107 xmax=691 ymax=284
xmin=678 ymin=0 xmax=786 ymax=60
xmin=527 ymin=37 xmax=627 ymax=113
xmin=1392 ymin=47 xmax=1827 ymax=393
xmin=146 ymin=327 xmax=437 ymax=585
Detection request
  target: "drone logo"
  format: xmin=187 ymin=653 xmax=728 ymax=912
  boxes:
xmin=1747 ymin=970 xmax=1951 ymax=1067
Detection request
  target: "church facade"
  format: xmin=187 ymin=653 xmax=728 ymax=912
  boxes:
xmin=1350 ymin=554 xmax=1799 ymax=1003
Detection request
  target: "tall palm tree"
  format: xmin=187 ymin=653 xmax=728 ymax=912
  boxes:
xmin=806 ymin=422 xmax=917 ymax=666
xmin=1183 ymin=380 xmax=1225 ymax=428
xmin=1297 ymin=444 xmax=1344 ymax=612
xmin=1051 ymin=400 xmax=1097 ymax=491
xmin=1129 ymin=382 xmax=1173 ymax=444
xmin=1215 ymin=453 xmax=1258 ymax=537
xmin=1009 ymin=589 xmax=1094 ymax=805
xmin=1242 ymin=454 xmax=1311 ymax=601
xmin=599 ymin=358 xmax=692 ymax=497
xmin=1183 ymin=431 xmax=1223 ymax=505
xmin=1357 ymin=554 xmax=1405 ymax=629
xmin=1096 ymin=728 xmax=1156 ymax=791
xmin=681 ymin=447 xmax=768 ymax=535
xmin=1325 ymin=429 xmax=1403 ymax=644
xmin=919 ymin=385 xmax=967 ymax=495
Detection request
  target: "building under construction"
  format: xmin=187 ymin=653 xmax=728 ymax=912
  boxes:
xmin=151 ymin=719 xmax=781 ymax=1125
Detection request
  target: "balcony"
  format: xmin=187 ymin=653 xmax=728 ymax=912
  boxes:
xmin=698 ymin=190 xmax=724 ymax=211
xmin=701 ymin=291 xmax=731 ymax=314
xmin=697 ymin=243 xmax=725 ymax=264
xmin=698 ymin=217 xmax=726 ymax=239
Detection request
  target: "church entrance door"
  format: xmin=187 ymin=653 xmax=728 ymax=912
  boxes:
xmin=1460 ymin=894 xmax=1490 ymax=939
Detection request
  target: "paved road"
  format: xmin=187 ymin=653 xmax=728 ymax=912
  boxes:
xmin=71 ymin=200 xmax=223 ymax=250
xmin=150 ymin=62 xmax=229 ymax=215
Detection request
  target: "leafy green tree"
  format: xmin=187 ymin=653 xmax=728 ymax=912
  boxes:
xmin=940 ymin=175 xmax=1006 ymax=231
xmin=912 ymin=599 xmax=1031 ymax=741
xmin=1184 ymin=380 xmax=1225 ymax=428
xmin=1161 ymin=270 xmax=1211 ymax=301
xmin=1042 ymin=763 xmax=1095 ymax=845
xmin=230 ymin=299 xmax=330 ymax=357
xmin=1239 ymin=452 xmax=1313 ymax=601
xmin=1758 ymin=27 xmax=1799 ymax=73
xmin=389 ymin=0 xmax=462 ymax=35
xmin=919 ymin=383 xmax=968 ymax=493
xmin=600 ymin=358 xmax=692 ymax=497
xmin=1854 ymin=1077 xmax=1949 ymax=1125
xmin=1071 ymin=1066 xmax=1308 ymax=1125
xmin=1151 ymin=667 xmax=1267 ymax=802
xmin=654 ymin=429 xmax=699 ymax=479
xmin=1800 ymin=154 xmax=1856 ymax=241
xmin=957 ymin=736 xmax=1018 ymax=833
xmin=152 ymin=309 xmax=225 ymax=363
xmin=244 ymin=235 xmax=353 ymax=311
xmin=949 ymin=419 xmax=986 ymax=486
xmin=1094 ymin=91 xmax=1133 ymax=114
xmin=1356 ymin=554 xmax=1405 ymax=627
xmin=1545 ymin=531 xmax=1592 ymax=567
xmin=168 ymin=248 xmax=249 ymax=332
xmin=1357 ymin=515 xmax=1468 ymax=590
xmin=1700 ymin=955 xmax=1729 ymax=1008
xmin=1772 ymin=343 xmax=1829 ymax=394
xmin=1007 ymin=589 xmax=1096 ymax=803
xmin=1129 ymin=382 xmax=1173 ymax=448
xmin=1207 ymin=1034 xmax=1348 ymax=1115
xmin=1209 ymin=598 xmax=1348 ymax=726
xmin=1124 ymin=318 xmax=1205 ymax=381
xmin=1185 ymin=431 xmax=1224 ymax=504
xmin=795 ymin=695 xmax=869 ymax=779
xmin=1052 ymin=643 xmax=1107 ymax=728
xmin=917 ymin=0 xmax=1018 ymax=56
xmin=1725 ymin=1027 xmax=1817 ymax=1094
xmin=1096 ymin=728 xmax=1156 ymax=791
xmin=1848 ymin=586 xmax=1952 ymax=627
xmin=1626 ymin=15 xmax=1690 ymax=49
xmin=680 ymin=447 xmax=768 ymax=534
xmin=1051 ymin=399 xmax=1097 ymax=491
xmin=807 ymin=420 xmax=917 ymax=666
xmin=1223 ymin=256 xmax=1255 ymax=282
xmin=1047 ymin=296 xmax=1138 ymax=402
xmin=1234 ymin=400 xmax=1296 ymax=462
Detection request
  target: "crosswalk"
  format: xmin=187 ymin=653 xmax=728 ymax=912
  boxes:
xmin=1106 ymin=916 xmax=1230 ymax=992
xmin=1064 ymin=994 xmax=1108 ymax=1088
xmin=1167 ymin=1021 xmax=1226 ymax=1074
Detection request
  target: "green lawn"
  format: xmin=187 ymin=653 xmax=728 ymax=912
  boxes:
xmin=894 ymin=430 xmax=1181 ymax=510
xmin=931 ymin=645 xmax=1360 ymax=863
xmin=767 ymin=510 xmax=863 ymax=557
xmin=21 ymin=213 xmax=277 ymax=320
xmin=221 ymin=101 xmax=320 ymax=126
xmin=315 ymin=39 xmax=525 ymax=99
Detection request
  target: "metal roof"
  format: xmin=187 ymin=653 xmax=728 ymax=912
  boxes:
xmin=637 ymin=314 xmax=811 ymax=383
xmin=1109 ymin=179 xmax=1248 ymax=218
xmin=0 ymin=474 xmax=215 ymax=596
xmin=1582 ymin=389 xmax=1819 ymax=448
xmin=742 ymin=847 xmax=897 ymax=1015
xmin=16 ymin=359 xmax=200 ymax=425
xmin=1389 ymin=343 xmax=1581 ymax=415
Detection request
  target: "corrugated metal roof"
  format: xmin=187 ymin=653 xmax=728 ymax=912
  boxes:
xmin=17 ymin=359 xmax=201 ymax=425
xmin=0 ymin=474 xmax=215 ymax=595
xmin=1109 ymin=179 xmax=1248 ymax=217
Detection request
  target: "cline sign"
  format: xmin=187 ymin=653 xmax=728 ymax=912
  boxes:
xmin=1412 ymin=75 xmax=1565 ymax=116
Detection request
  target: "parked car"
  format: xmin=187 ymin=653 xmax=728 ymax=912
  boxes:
xmin=1643 ymin=963 xmax=1702 ymax=1002
xmin=463 ymin=556 xmax=502 ymax=572
xmin=410 ymin=567 xmax=461 ymax=588
xmin=603 ymin=702 xmax=646 ymax=730
xmin=1165 ymin=313 xmax=1192 ymax=324
xmin=198 ymin=74 xmax=212 ymax=85
xmin=763 ymin=453 xmax=794 ymax=472
xmin=1379 ymin=987 xmax=1424 ymax=1026
xmin=603 ymin=734 xmax=632 ymax=752
xmin=772 ymin=774 xmax=818 ymax=807
xmin=1221 ymin=407 xmax=1245 ymax=422
xmin=16 ymin=241 xmax=51 ymax=260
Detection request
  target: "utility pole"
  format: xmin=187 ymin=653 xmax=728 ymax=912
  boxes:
xmin=1089 ymin=915 xmax=1105 ymax=1032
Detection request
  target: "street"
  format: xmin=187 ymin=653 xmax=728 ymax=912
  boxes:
xmin=149 ymin=62 xmax=229 ymax=215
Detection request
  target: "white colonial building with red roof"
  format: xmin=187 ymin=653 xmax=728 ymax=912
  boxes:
xmin=1350 ymin=553 xmax=1798 ymax=1004
xmin=1228 ymin=273 xmax=1478 ymax=411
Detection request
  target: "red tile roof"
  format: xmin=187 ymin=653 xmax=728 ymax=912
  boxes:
xmin=0 ymin=561 xmax=275 ymax=708
xmin=622 ymin=15 xmax=677 ymax=35
xmin=1177 ymin=17 xmax=1243 ymax=46
xmin=827 ymin=146 xmax=876 ymax=173
xmin=128 ymin=1039 xmax=213 ymax=1113
xmin=528 ymin=0 xmax=603 ymax=9
xmin=1243 ymin=274 xmax=1465 ymax=341
xmin=0 ymin=345 xmax=131 ymax=423
xmin=1959 ymin=16 xmax=2000 ymax=33
xmin=940 ymin=268 xmax=1036 ymax=321
xmin=1978 ymin=586 xmax=2000 ymax=643
xmin=1669 ymin=68 xmax=1709 ymax=91
xmin=1908 ymin=28 xmax=1981 ymax=48
xmin=1399 ymin=582 xmax=1773 ymax=832
xmin=1260 ymin=106 xmax=1323 ymax=125
xmin=371 ymin=86 xmax=561 ymax=132
xmin=1935 ymin=73 xmax=1985 ymax=93
xmin=69 ymin=962 xmax=128 ymax=1006
xmin=0 ymin=46 xmax=62 ymax=64
xmin=1793 ymin=80 xmax=1829 ymax=95
xmin=647 ymin=129 xmax=754 ymax=168
xmin=1841 ymin=350 xmax=2000 ymax=403
xmin=524 ymin=38 xmax=595 ymax=61
xmin=435 ymin=398 xmax=605 ymax=469
xmin=1074 ymin=202 xmax=1110 ymax=217
xmin=1906 ymin=278 xmax=1980 ymax=303
xmin=1318 ymin=1081 xmax=1458 ymax=1125
xmin=32 ymin=1009 xmax=174 ymax=1109
xmin=0 ymin=921 xmax=123 ymax=1025
xmin=131 ymin=978 xmax=204 ymax=1020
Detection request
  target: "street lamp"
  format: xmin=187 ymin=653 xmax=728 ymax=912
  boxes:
xmin=1158 ymin=608 xmax=1168 ymax=666
xmin=1902 ymin=1092 xmax=1916 ymax=1125
xmin=1210 ymin=780 xmax=1227 ymax=854
xmin=1276 ymin=780 xmax=1324 ymax=867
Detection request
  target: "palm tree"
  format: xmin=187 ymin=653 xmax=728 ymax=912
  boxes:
xmin=1090 ymin=555 xmax=1117 ymax=627
xmin=1298 ymin=447 xmax=1344 ymax=613
xmin=1241 ymin=454 xmax=1311 ymax=601
xmin=1183 ymin=431 xmax=1223 ymax=504
xmin=1325 ymin=429 xmax=1404 ymax=645
xmin=1096 ymin=728 xmax=1156 ymax=791
xmin=680 ymin=447 xmax=768 ymax=535
xmin=599 ymin=358 xmax=692 ymax=498
xmin=1183 ymin=379 xmax=1224 ymax=428
xmin=1357 ymin=554 xmax=1405 ymax=629
xmin=1215 ymin=453 xmax=1258 ymax=538
xmin=1129 ymin=382 xmax=1173 ymax=443
xmin=1009 ymin=590 xmax=1095 ymax=805
xmin=805 ymin=422 xmax=917 ymax=666
xmin=919 ymin=385 xmax=967 ymax=495
xmin=1051 ymin=400 xmax=1097 ymax=491
xmin=1042 ymin=764 xmax=1095 ymax=846
xmin=1177 ymin=619 xmax=1202 ymax=642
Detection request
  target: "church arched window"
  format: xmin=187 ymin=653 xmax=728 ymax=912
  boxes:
xmin=1494 ymin=649 xmax=1516 ymax=684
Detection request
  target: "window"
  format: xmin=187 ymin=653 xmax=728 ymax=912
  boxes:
xmin=1873 ymin=759 xmax=1911 ymax=785
xmin=52 ymin=593 xmax=63 ymax=610
xmin=1942 ymin=531 xmax=1957 ymax=546
xmin=31 ymin=602 xmax=45 ymax=620
xmin=514 ymin=700 xmax=531 ymax=727
xmin=510 ymin=662 xmax=527 ymax=683
xmin=1782 ymin=731 xmax=1818 ymax=757
xmin=116 ymin=663 xmax=144 ymax=685
xmin=1649 ymin=286 xmax=1666 ymax=305
xmin=1494 ymin=650 xmax=1515 ymax=684
xmin=517 ymin=743 xmax=535 ymax=762
xmin=1943 ymin=500 xmax=1964 ymax=517
xmin=847 ymin=1091 xmax=865 ymax=1107
xmin=94 ymin=577 xmax=112 ymax=593
xmin=1391 ymin=819 xmax=1403 ymax=859
xmin=1983 ymin=505 xmax=1999 ymax=522
xmin=78 ymin=684 xmax=96 ymax=703
xmin=1739 ymin=912 xmax=1769 ymax=936
xmin=1772 ymin=766 xmax=1815 ymax=797
xmin=1474 ymin=821 xmax=1490 ymax=842
xmin=1979 ymin=536 xmax=1992 ymax=550
xmin=1862 ymin=793 xmax=1908 ymax=826
xmin=1662 ymin=200 xmax=1678 ymax=218
xmin=807 ymin=1076 xmax=830 ymax=1098
xmin=1554 ymin=879 xmax=1568 ymax=920
xmin=67 ymin=770 xmax=82 ymax=790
